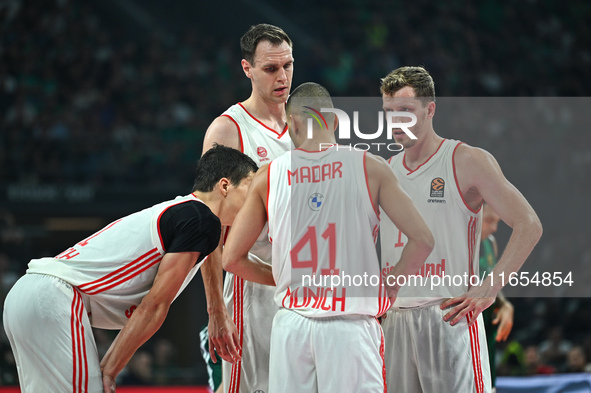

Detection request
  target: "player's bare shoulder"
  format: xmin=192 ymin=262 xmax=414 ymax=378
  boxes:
xmin=454 ymin=143 xmax=506 ymax=208
xmin=365 ymin=153 xmax=398 ymax=183
xmin=250 ymin=163 xmax=270 ymax=200
xmin=202 ymin=115 xmax=241 ymax=153
xmin=454 ymin=143 xmax=499 ymax=169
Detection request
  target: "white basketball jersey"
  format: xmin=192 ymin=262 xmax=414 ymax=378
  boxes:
xmin=380 ymin=139 xmax=482 ymax=308
xmin=221 ymin=103 xmax=293 ymax=261
xmin=27 ymin=194 xmax=207 ymax=329
xmin=268 ymin=147 xmax=390 ymax=318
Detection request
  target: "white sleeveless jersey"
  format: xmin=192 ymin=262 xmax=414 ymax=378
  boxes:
xmin=267 ymin=147 xmax=390 ymax=317
xmin=27 ymin=194 xmax=207 ymax=329
xmin=221 ymin=103 xmax=293 ymax=262
xmin=380 ymin=139 xmax=482 ymax=308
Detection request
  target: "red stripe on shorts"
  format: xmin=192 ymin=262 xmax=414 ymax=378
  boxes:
xmin=468 ymin=311 xmax=483 ymax=393
xmin=229 ymin=276 xmax=244 ymax=392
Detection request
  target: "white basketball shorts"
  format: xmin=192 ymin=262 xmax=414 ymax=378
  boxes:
xmin=381 ymin=303 xmax=491 ymax=393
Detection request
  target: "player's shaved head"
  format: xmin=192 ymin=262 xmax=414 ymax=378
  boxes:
xmin=286 ymin=82 xmax=335 ymax=127
xmin=241 ymin=24 xmax=292 ymax=66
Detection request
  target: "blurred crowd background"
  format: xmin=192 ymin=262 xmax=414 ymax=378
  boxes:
xmin=1 ymin=0 xmax=590 ymax=386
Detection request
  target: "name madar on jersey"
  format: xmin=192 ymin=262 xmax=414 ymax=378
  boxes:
xmin=287 ymin=161 xmax=343 ymax=185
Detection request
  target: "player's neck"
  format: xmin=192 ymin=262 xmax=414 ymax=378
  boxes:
xmin=403 ymin=132 xmax=444 ymax=169
xmin=192 ymin=192 xmax=223 ymax=223
xmin=242 ymin=95 xmax=286 ymax=127
xmin=297 ymin=136 xmax=336 ymax=152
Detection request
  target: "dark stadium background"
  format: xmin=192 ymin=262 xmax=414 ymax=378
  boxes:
xmin=1 ymin=0 xmax=590 ymax=388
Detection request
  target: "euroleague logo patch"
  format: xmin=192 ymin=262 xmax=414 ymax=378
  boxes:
xmin=430 ymin=177 xmax=445 ymax=198
xmin=257 ymin=146 xmax=268 ymax=158
xmin=308 ymin=193 xmax=324 ymax=211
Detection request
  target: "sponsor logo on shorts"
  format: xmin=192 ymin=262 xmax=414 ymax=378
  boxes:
xmin=308 ymin=193 xmax=324 ymax=211
xmin=430 ymin=177 xmax=445 ymax=198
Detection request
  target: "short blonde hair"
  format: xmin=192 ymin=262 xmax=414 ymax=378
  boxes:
xmin=380 ymin=66 xmax=435 ymax=105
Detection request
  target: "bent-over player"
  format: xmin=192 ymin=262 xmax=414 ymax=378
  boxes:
xmin=3 ymin=146 xmax=257 ymax=393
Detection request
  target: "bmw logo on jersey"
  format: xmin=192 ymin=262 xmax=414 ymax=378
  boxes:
xmin=308 ymin=193 xmax=324 ymax=211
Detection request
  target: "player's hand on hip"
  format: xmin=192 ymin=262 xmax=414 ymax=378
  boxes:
xmin=102 ymin=374 xmax=116 ymax=393
xmin=493 ymin=300 xmax=514 ymax=341
xmin=440 ymin=285 xmax=496 ymax=327
xmin=209 ymin=309 xmax=241 ymax=364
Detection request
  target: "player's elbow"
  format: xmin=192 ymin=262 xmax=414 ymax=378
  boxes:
xmin=422 ymin=231 xmax=435 ymax=255
xmin=529 ymin=214 xmax=543 ymax=243
xmin=221 ymin=251 xmax=240 ymax=273
xmin=416 ymin=228 xmax=435 ymax=256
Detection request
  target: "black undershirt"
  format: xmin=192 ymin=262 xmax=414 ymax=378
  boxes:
xmin=158 ymin=201 xmax=221 ymax=263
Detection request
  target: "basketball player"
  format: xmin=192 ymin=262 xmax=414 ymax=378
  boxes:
xmin=199 ymin=24 xmax=294 ymax=393
xmin=2 ymin=146 xmax=258 ymax=393
xmin=379 ymin=66 xmax=542 ymax=393
xmin=223 ymin=82 xmax=434 ymax=393
xmin=480 ymin=203 xmax=514 ymax=392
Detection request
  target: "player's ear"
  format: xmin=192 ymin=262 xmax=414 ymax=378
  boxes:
xmin=218 ymin=178 xmax=231 ymax=197
xmin=332 ymin=113 xmax=339 ymax=133
xmin=241 ymin=59 xmax=252 ymax=78
xmin=288 ymin=115 xmax=296 ymax=133
xmin=427 ymin=101 xmax=436 ymax=119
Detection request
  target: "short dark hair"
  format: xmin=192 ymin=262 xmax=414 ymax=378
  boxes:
xmin=240 ymin=24 xmax=292 ymax=65
xmin=192 ymin=145 xmax=258 ymax=192
xmin=380 ymin=66 xmax=436 ymax=106
xmin=286 ymin=82 xmax=335 ymax=126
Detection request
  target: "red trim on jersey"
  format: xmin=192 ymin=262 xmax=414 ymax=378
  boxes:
xmin=229 ymin=276 xmax=244 ymax=393
xmin=363 ymin=151 xmax=381 ymax=219
xmin=222 ymin=226 xmax=230 ymax=245
xmin=266 ymin=162 xmax=272 ymax=222
xmin=85 ymin=255 xmax=162 ymax=295
xmin=78 ymin=249 xmax=161 ymax=294
xmin=387 ymin=156 xmax=394 ymax=164
xmin=402 ymin=139 xmax=446 ymax=174
xmin=221 ymin=114 xmax=244 ymax=153
xmin=466 ymin=217 xmax=479 ymax=283
xmin=238 ymin=102 xmax=288 ymax=138
xmin=452 ymin=142 xmax=483 ymax=214
xmin=377 ymin=275 xmax=390 ymax=317
xmin=467 ymin=217 xmax=474 ymax=281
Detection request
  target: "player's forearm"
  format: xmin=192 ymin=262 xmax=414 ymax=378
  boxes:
xmin=223 ymin=253 xmax=275 ymax=286
xmin=101 ymin=301 xmax=169 ymax=379
xmin=386 ymin=237 xmax=434 ymax=291
xmin=201 ymin=247 xmax=226 ymax=315
xmin=489 ymin=214 xmax=542 ymax=292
